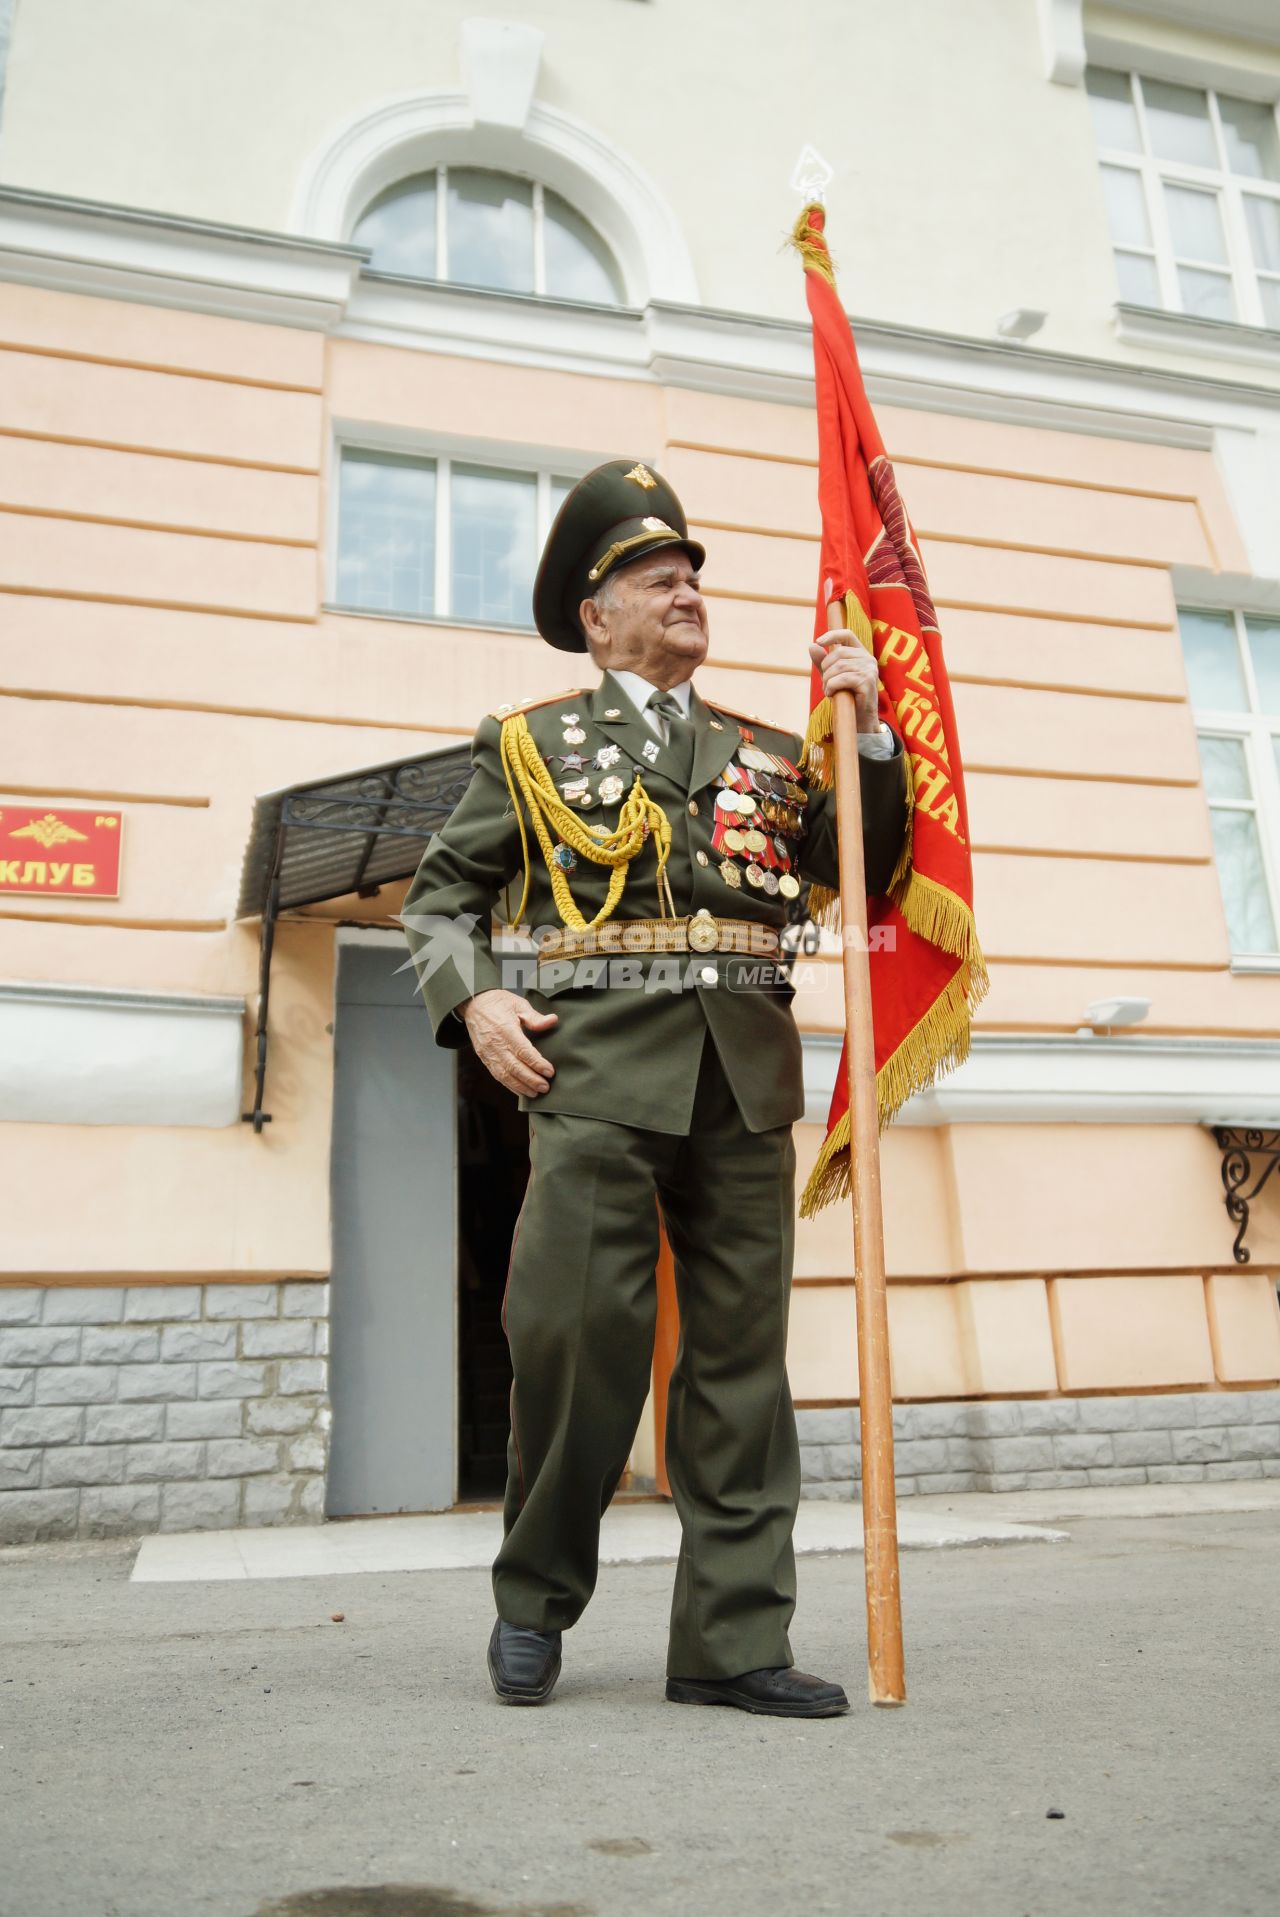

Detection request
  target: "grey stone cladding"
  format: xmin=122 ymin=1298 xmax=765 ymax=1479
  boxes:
xmin=0 ymin=1283 xmax=328 ymax=1542
xmin=797 ymin=1389 xmax=1280 ymax=1499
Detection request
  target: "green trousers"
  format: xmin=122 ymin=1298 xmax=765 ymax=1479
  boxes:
xmin=495 ymin=1034 xmax=801 ymax=1679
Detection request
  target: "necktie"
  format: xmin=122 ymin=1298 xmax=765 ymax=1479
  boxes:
xmin=646 ymin=690 xmax=695 ymax=782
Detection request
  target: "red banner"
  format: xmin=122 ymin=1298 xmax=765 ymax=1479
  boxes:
xmin=0 ymin=807 xmax=124 ymax=898
xmin=790 ymin=204 xmax=987 ymax=1215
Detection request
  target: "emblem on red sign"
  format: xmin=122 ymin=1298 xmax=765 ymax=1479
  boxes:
xmin=0 ymin=807 xmax=124 ymax=898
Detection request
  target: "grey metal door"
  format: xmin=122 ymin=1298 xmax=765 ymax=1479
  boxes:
xmin=328 ymin=939 xmax=457 ymax=1515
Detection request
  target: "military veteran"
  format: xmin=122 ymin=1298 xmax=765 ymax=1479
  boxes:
xmin=404 ymin=459 xmax=906 ymax=1718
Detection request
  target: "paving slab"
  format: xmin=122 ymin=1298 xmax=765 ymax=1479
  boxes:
xmin=3 ymin=1507 xmax=1278 ymax=1917
xmin=131 ymin=1492 xmax=1069 ymax=1584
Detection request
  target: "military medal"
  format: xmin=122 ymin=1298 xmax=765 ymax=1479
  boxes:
xmin=598 ymin=774 xmax=625 ymax=803
xmin=762 ymin=871 xmax=780 ymax=896
xmin=553 ymin=842 xmax=577 ymax=873
xmin=563 ymin=727 xmax=587 ymax=745
xmin=744 ymin=862 xmax=766 ymax=888
xmin=594 ymin=743 xmax=622 ymax=770
xmin=722 ymin=827 xmax=746 ymax=854
xmin=558 ymin=750 xmax=587 ymax=771
xmin=743 ymin=829 xmax=767 ymax=855
xmin=719 ymin=859 xmax=742 ymax=890
xmin=561 ymin=777 xmax=590 ymax=805
xmin=779 ymin=874 xmax=800 ymax=899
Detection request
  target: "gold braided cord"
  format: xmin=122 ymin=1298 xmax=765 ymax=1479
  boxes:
xmin=497 ymin=713 xmax=675 ymax=931
xmin=789 ymin=203 xmax=836 ymax=286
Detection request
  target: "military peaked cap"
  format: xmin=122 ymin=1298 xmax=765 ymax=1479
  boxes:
xmin=532 ymin=458 xmax=706 ymax=652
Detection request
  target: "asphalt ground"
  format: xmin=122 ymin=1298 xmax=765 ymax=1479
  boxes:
xmin=2 ymin=1509 xmax=1277 ymax=1917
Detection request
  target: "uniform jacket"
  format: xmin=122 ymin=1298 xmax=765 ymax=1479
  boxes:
xmin=403 ymin=671 xmax=907 ymax=1134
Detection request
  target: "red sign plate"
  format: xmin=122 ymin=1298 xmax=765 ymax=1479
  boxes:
xmin=0 ymin=806 xmax=124 ymax=898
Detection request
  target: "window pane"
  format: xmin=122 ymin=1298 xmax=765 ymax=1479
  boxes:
xmin=1208 ymin=808 xmax=1278 ymax=953
xmin=1198 ymin=735 xmax=1251 ymax=801
xmin=1261 ymin=278 xmax=1280 ymax=328
xmin=447 ymin=170 xmax=534 ymax=293
xmin=1179 ymin=607 xmax=1247 ymax=708
xmin=1101 ymin=165 xmax=1151 ymax=246
xmin=1086 ymin=68 xmax=1141 ymax=151
xmin=337 ymin=452 xmax=436 ymax=616
xmin=352 ymin=175 xmax=437 ymax=279
xmin=543 ymin=190 xmax=624 ymax=303
xmin=1164 ymin=184 xmax=1228 ymax=263
xmin=1143 ymin=79 xmax=1217 ymax=167
xmin=1219 ymin=95 xmax=1280 ymax=181
xmin=1245 ymin=617 xmax=1280 ymax=715
xmin=1243 ymin=194 xmax=1280 ymax=273
xmin=1178 ymin=266 xmax=1235 ymax=320
xmin=451 ymin=465 xmax=537 ymax=625
xmin=1115 ymin=249 xmax=1161 ymax=304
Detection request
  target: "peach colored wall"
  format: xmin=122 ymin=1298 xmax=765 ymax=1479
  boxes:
xmin=1 ymin=281 xmax=1276 ymax=1411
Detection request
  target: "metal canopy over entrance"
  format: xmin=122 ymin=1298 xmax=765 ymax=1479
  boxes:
xmin=235 ymin=742 xmax=474 ymax=1130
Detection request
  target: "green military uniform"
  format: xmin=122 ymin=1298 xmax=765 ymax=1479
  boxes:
xmin=403 ymin=462 xmax=907 ymax=1680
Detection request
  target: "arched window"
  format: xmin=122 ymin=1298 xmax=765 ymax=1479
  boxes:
xmin=351 ymin=166 xmax=625 ymax=304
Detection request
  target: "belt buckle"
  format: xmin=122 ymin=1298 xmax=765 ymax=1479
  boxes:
xmin=687 ymin=912 xmax=718 ymax=955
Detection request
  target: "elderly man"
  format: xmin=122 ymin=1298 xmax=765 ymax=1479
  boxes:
xmin=404 ymin=459 xmax=906 ymax=1718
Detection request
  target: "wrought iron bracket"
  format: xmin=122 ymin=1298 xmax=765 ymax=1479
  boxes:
xmin=1210 ymin=1127 xmax=1280 ymax=1265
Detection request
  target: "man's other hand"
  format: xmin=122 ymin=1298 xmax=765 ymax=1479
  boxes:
xmin=808 ymin=635 xmax=882 ymax=733
xmin=461 ymin=989 xmax=558 ymax=1097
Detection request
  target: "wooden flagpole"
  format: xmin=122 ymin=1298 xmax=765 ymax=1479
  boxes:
xmin=827 ymin=599 xmax=907 ymax=1707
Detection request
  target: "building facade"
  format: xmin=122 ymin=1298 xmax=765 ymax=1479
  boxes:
xmin=1 ymin=0 xmax=1279 ymax=1541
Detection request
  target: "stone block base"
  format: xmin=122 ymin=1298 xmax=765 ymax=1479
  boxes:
xmin=798 ymin=1389 xmax=1280 ymax=1498
xmin=0 ymin=1283 xmax=329 ymax=1542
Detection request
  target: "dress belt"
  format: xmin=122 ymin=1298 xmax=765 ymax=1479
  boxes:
xmin=536 ymin=913 xmax=780 ymax=961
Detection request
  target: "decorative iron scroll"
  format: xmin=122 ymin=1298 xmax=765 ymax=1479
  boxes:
xmin=240 ymin=750 xmax=475 ymax=1132
xmin=1211 ymin=1127 xmax=1280 ymax=1265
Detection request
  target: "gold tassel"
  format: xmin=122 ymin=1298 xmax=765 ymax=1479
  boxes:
xmin=788 ymin=202 xmax=836 ymax=285
xmin=799 ymin=960 xmax=989 ymax=1217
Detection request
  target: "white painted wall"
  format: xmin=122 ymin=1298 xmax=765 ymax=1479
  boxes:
xmin=1 ymin=0 xmax=1277 ymax=377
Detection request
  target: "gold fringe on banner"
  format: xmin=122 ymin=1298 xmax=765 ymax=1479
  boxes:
xmin=799 ymin=959 xmax=987 ymax=1217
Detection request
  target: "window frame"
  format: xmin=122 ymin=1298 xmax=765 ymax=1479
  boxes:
xmin=1181 ymin=605 xmax=1280 ymax=967
xmin=1089 ymin=69 xmax=1280 ymax=331
xmin=327 ymin=434 xmax=585 ymax=632
xmin=354 ymin=164 xmax=623 ymax=305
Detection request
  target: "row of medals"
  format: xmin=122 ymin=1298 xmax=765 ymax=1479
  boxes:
xmin=712 ymin=742 xmax=803 ymax=899
xmin=549 ymin=713 xmax=804 ymax=902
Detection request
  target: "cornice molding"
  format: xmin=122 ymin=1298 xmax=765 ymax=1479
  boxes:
xmin=3 ymin=187 xmax=1280 ymax=452
xmin=0 ymin=185 xmax=365 ymax=329
xmin=802 ymin=1032 xmax=1280 ymax=1129
xmin=1115 ymin=302 xmax=1280 ymax=373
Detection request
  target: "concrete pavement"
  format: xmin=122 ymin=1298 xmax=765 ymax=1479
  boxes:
xmin=2 ymin=1492 xmax=1278 ymax=1917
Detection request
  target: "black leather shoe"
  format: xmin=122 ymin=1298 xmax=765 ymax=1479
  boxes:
xmin=666 ymin=1666 xmax=850 ymax=1718
xmin=487 ymin=1618 xmax=563 ymax=1705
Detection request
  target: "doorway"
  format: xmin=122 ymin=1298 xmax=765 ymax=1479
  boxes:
xmin=328 ymin=937 xmax=458 ymax=1516
xmin=455 ymin=1050 xmax=527 ymax=1502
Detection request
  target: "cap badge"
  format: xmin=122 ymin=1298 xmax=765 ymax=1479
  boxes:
xmin=641 ymin=516 xmax=673 ymax=535
xmin=625 ymin=463 xmax=658 ymax=490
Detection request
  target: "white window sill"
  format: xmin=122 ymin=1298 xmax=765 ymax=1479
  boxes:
xmin=1113 ymin=303 xmax=1280 ymax=373
xmin=1229 ymin=955 xmax=1280 ymax=976
xmin=323 ymin=602 xmax=538 ymax=638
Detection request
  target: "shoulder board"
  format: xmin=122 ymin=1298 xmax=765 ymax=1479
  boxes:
xmin=490 ymin=688 xmax=588 ymax=721
xmin=707 ymin=700 xmax=793 ymax=735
